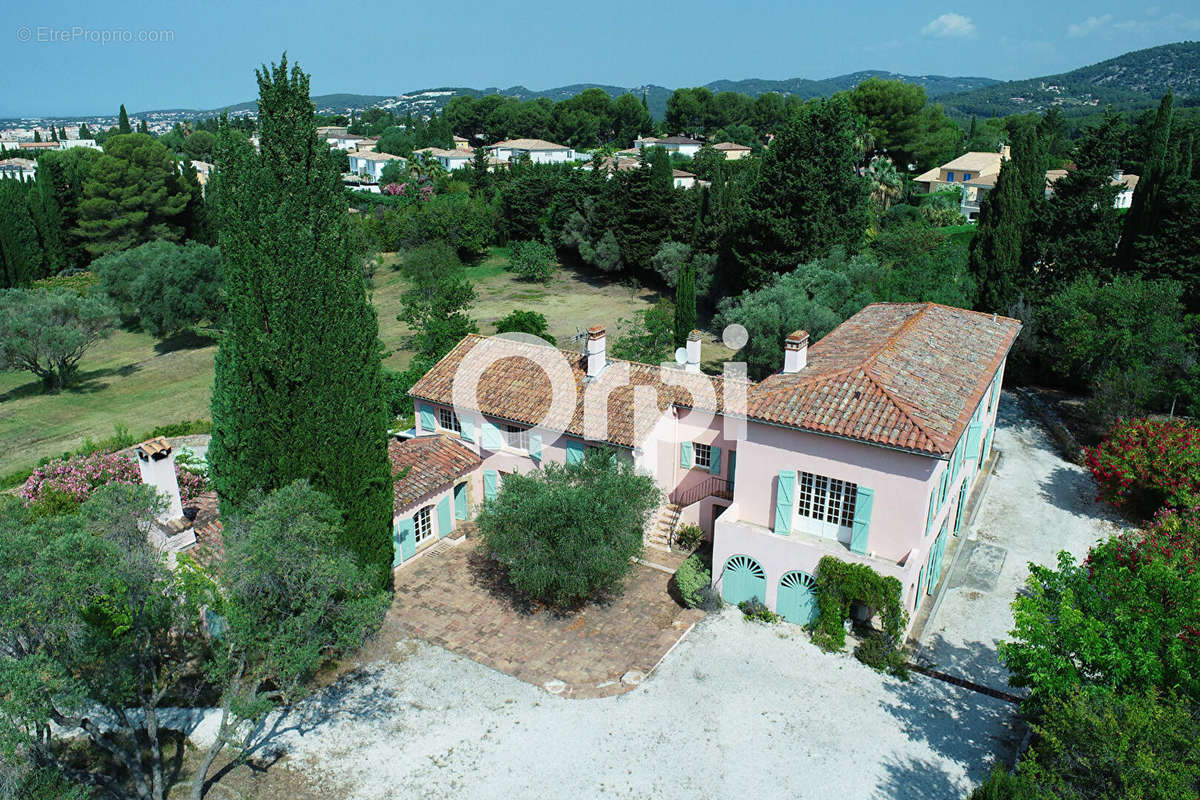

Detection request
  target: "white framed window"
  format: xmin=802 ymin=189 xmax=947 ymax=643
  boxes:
xmin=693 ymin=442 xmax=711 ymax=469
xmin=501 ymin=423 xmax=528 ymax=451
xmin=439 ymin=407 xmax=461 ymax=434
xmin=414 ymin=506 xmax=434 ymax=544
xmin=796 ymin=471 xmax=857 ymax=527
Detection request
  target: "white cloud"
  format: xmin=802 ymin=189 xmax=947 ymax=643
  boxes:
xmin=922 ymin=13 xmax=976 ymax=38
xmin=1067 ymin=14 xmax=1113 ymax=37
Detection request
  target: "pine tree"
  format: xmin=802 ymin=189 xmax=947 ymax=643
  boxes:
xmin=118 ymin=104 xmax=131 ymax=134
xmin=208 ymin=56 xmax=393 ymax=587
xmin=673 ymin=260 xmax=697 ymax=347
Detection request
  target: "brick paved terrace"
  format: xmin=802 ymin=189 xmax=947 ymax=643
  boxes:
xmin=390 ymin=538 xmax=705 ymax=698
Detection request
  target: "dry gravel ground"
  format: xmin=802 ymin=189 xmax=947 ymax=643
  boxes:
xmin=186 ymin=611 xmax=1015 ymax=800
xmin=172 ymin=395 xmax=1121 ymax=799
xmin=916 ymin=394 xmax=1128 ymax=693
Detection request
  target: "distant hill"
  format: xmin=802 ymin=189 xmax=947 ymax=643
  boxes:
xmin=137 ymin=71 xmax=996 ymax=123
xmin=939 ymin=41 xmax=1200 ymax=118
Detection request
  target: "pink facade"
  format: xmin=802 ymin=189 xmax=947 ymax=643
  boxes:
xmin=712 ymin=361 xmax=1006 ymax=625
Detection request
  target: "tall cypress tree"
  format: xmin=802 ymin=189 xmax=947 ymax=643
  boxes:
xmin=78 ymin=123 xmax=91 ymax=139
xmin=1118 ymin=92 xmax=1174 ymax=270
xmin=0 ymin=180 xmax=44 ymax=287
xmin=118 ymin=104 xmax=131 ymax=135
xmin=208 ymin=56 xmax=393 ymax=587
xmin=673 ymin=260 xmax=697 ymax=347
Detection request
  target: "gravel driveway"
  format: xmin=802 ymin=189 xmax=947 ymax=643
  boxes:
xmin=915 ymin=394 xmax=1127 ymax=692
xmin=190 ymin=610 xmax=1015 ymax=800
xmin=183 ymin=395 xmax=1121 ymax=799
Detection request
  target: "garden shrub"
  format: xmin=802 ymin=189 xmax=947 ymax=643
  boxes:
xmin=854 ymin=630 xmax=910 ymax=678
xmin=1084 ymin=418 xmax=1200 ymax=518
xmin=739 ymin=597 xmax=781 ymax=623
xmin=813 ymin=556 xmax=908 ymax=677
xmin=673 ymin=552 xmax=711 ymax=609
xmin=508 ymin=239 xmax=557 ymax=282
xmin=674 ymin=522 xmax=703 ymax=551
xmin=20 ymin=450 xmax=209 ymax=507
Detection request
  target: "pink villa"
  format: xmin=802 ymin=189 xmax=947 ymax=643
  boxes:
xmin=393 ymin=302 xmax=1021 ymax=631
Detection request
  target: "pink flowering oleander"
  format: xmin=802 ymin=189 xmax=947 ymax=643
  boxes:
xmin=21 ymin=450 xmax=210 ymax=507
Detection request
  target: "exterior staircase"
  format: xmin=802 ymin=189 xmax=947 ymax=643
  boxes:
xmin=646 ymin=502 xmax=682 ymax=551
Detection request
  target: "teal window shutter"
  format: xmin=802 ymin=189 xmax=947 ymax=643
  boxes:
xmin=483 ymin=469 xmax=498 ymax=501
xmin=436 ymin=496 xmax=452 ymax=538
xmin=850 ymin=486 xmax=874 ymax=554
xmin=773 ymin=470 xmax=795 ymax=535
xmin=680 ymin=441 xmax=693 ymax=469
xmin=461 ymin=416 xmax=475 ymax=443
xmin=729 ymin=451 xmax=737 ymax=492
xmin=419 ymin=404 xmax=435 ymax=432
xmin=529 ymin=432 xmax=542 ymax=460
xmin=454 ymin=483 xmax=468 ymax=519
xmin=566 ymin=440 xmax=584 ymax=464
xmin=926 ymin=491 xmax=936 ymax=537
xmin=481 ymin=420 xmax=502 ymax=450
xmin=709 ymin=446 xmax=722 ymax=476
xmin=396 ymin=517 xmax=416 ymax=563
xmin=965 ymin=420 xmax=982 ymax=461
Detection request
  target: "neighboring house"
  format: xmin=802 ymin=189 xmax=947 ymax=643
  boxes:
xmin=914 ymin=145 xmax=1011 ymax=221
xmin=406 ymin=304 xmax=1020 ymax=630
xmin=328 ymin=132 xmax=367 ymax=150
xmin=1045 ymin=167 xmax=1140 ymax=209
xmin=16 ymin=141 xmax=62 ymax=153
xmin=413 ymin=146 xmax=476 ymax=172
xmin=488 ymin=138 xmax=576 ymax=164
xmin=389 ymin=434 xmax=482 ymax=564
xmin=672 ymin=169 xmax=697 ymax=189
xmin=636 ymin=135 xmax=703 ymax=157
xmin=0 ymin=157 xmax=37 ymax=181
xmin=316 ymin=125 xmax=348 ymax=139
xmin=348 ymin=150 xmax=405 ymax=182
xmin=711 ymin=141 xmax=751 ymax=160
xmin=58 ymin=138 xmax=101 ymax=151
xmin=453 ymin=135 xmax=471 ymax=151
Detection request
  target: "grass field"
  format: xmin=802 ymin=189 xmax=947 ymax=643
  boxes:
xmin=0 ymin=249 xmax=662 ymax=476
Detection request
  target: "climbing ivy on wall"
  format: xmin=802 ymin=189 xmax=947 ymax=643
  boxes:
xmin=812 ymin=556 xmax=909 ymax=677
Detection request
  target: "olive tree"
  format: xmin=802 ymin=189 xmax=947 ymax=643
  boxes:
xmin=0 ymin=287 xmax=117 ymax=390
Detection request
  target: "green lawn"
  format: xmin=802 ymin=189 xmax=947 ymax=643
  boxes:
xmin=0 ymin=249 xmax=659 ymax=476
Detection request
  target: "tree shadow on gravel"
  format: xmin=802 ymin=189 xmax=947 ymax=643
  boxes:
xmin=872 ymin=755 xmax=972 ymax=800
xmin=882 ymin=636 xmax=1023 ymax=772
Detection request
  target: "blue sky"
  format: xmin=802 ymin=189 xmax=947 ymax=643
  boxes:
xmin=1 ymin=0 xmax=1197 ymax=117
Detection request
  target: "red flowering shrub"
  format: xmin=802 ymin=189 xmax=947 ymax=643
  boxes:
xmin=1084 ymin=418 xmax=1200 ymax=518
xmin=21 ymin=450 xmax=209 ymax=507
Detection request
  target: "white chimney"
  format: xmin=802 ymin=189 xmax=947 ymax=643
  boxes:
xmin=135 ymin=437 xmax=183 ymax=522
xmin=587 ymin=325 xmax=607 ymax=378
xmin=783 ymin=330 xmax=809 ymax=374
xmin=686 ymin=329 xmax=702 ymax=373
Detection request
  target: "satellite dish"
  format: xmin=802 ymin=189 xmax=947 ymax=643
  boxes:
xmin=674 ymin=347 xmax=688 ymax=365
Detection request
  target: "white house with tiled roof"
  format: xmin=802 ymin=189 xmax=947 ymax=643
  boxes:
xmin=405 ymin=304 xmax=1019 ymax=629
xmin=348 ymin=150 xmax=404 ymax=182
xmin=487 ymin=138 xmax=576 ymax=164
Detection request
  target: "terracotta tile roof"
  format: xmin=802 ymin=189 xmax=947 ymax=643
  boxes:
xmin=712 ymin=141 xmax=751 ymax=151
xmin=389 ymin=434 xmax=482 ymax=510
xmin=349 ymin=150 xmax=404 ymax=162
xmin=488 ymin=138 xmax=570 ymax=151
xmin=184 ymin=491 xmax=224 ymax=570
xmin=746 ymin=303 xmax=1020 ymax=456
xmin=645 ymin=136 xmax=702 ymax=146
xmin=409 ymin=335 xmax=727 ymax=449
xmin=136 ymin=436 xmax=172 ymax=458
xmin=672 ymin=169 xmax=696 ymax=178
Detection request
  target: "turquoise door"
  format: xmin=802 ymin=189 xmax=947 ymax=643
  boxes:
xmin=721 ymin=555 xmax=766 ymax=605
xmin=777 ymin=571 xmax=819 ymax=625
xmin=453 ymin=482 xmax=468 ymax=520
xmin=394 ymin=517 xmax=416 ymax=566
xmin=728 ymin=451 xmax=736 ymax=492
xmin=953 ymin=488 xmax=967 ymax=535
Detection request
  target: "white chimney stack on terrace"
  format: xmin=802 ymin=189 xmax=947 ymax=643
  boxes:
xmin=686 ymin=329 xmax=702 ymax=373
xmin=587 ymin=324 xmax=607 ymax=378
xmin=135 ymin=437 xmax=183 ymax=522
xmin=783 ymin=330 xmax=809 ymax=374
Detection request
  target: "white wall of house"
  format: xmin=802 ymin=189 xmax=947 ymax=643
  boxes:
xmin=490 ymin=146 xmax=574 ymax=164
